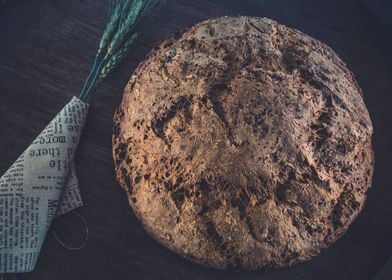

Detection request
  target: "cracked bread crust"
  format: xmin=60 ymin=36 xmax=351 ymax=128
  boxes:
xmin=113 ymin=16 xmax=374 ymax=270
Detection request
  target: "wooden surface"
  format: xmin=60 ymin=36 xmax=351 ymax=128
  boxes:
xmin=0 ymin=0 xmax=391 ymax=279
xmin=361 ymin=0 xmax=392 ymax=29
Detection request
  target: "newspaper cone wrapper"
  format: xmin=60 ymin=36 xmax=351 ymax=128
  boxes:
xmin=0 ymin=97 xmax=89 ymax=273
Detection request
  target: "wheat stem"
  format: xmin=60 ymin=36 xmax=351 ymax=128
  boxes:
xmin=79 ymin=55 xmax=100 ymax=100
xmin=82 ymin=58 xmax=108 ymax=101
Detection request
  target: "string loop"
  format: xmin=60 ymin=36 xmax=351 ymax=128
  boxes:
xmin=52 ymin=212 xmax=89 ymax=251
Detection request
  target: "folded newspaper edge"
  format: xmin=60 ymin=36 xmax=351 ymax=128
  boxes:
xmin=0 ymin=96 xmax=89 ymax=273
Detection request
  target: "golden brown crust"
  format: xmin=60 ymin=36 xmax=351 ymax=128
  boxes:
xmin=113 ymin=16 xmax=374 ymax=270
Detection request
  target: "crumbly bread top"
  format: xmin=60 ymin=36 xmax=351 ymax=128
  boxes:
xmin=113 ymin=17 xmax=374 ymax=270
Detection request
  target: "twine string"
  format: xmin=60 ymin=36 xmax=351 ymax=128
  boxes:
xmin=52 ymin=212 xmax=89 ymax=251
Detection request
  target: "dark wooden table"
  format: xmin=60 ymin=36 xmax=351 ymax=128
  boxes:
xmin=1 ymin=0 xmax=391 ymax=279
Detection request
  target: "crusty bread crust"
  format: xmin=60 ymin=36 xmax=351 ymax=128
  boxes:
xmin=113 ymin=16 xmax=374 ymax=270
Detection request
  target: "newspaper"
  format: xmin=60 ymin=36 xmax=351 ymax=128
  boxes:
xmin=0 ymin=96 xmax=88 ymax=273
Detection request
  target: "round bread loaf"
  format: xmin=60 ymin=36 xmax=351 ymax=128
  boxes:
xmin=113 ymin=16 xmax=374 ymax=270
